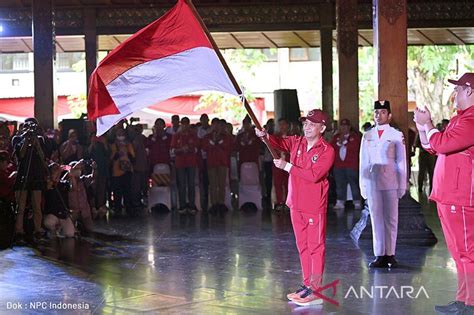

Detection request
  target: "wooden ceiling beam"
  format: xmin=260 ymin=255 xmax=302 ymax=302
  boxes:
xmin=292 ymin=31 xmax=311 ymax=47
xmin=260 ymin=32 xmax=278 ymax=48
xmin=56 ymin=39 xmax=65 ymax=52
xmin=413 ymin=29 xmax=435 ymax=45
xmin=358 ymin=33 xmax=372 ymax=46
xmin=21 ymin=38 xmax=32 ymax=52
xmin=229 ymin=33 xmax=244 ymax=49
xmin=445 ymin=29 xmax=466 ymax=45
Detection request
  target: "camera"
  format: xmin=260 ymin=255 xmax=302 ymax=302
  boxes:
xmin=82 ymin=159 xmax=95 ymax=167
xmin=21 ymin=121 xmax=39 ymax=139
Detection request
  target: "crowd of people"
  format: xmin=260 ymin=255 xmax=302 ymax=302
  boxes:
xmin=0 ymin=109 xmax=449 ymax=246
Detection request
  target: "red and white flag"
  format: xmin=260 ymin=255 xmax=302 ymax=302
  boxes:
xmin=87 ymin=0 xmax=239 ymax=135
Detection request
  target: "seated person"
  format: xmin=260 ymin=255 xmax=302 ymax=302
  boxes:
xmin=43 ymin=163 xmax=75 ymax=238
xmin=68 ymin=160 xmax=96 ymax=234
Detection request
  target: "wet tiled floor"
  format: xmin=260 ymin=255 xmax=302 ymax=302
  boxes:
xmin=0 ymin=192 xmax=457 ymax=314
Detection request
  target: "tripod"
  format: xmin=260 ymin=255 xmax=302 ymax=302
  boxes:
xmin=13 ymin=134 xmax=45 ymax=244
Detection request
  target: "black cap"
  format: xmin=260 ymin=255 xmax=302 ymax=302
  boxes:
xmin=374 ymin=100 xmax=391 ymax=112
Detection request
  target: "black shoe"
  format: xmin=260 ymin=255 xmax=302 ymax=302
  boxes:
xmin=273 ymin=203 xmax=284 ymax=213
xmin=386 ymin=255 xmax=398 ymax=268
xmin=33 ymin=231 xmax=47 ymax=244
xmin=434 ymin=301 xmax=465 ymax=314
xmin=14 ymin=233 xmax=26 ymax=246
xmin=187 ymin=207 xmax=197 ymax=215
xmin=368 ymin=256 xmax=388 ymax=268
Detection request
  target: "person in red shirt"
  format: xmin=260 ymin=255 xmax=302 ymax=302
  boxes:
xmin=170 ymin=117 xmax=199 ymax=215
xmin=147 ymin=118 xmax=172 ymax=168
xmin=256 ymin=109 xmax=335 ymax=306
xmin=202 ymin=118 xmax=232 ymax=208
xmin=415 ymin=72 xmax=474 ymax=315
xmin=330 ymin=118 xmax=361 ymax=210
xmin=235 ymin=116 xmax=260 ymax=168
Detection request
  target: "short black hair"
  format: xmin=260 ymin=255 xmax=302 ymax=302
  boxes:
xmin=154 ymin=118 xmax=165 ymax=126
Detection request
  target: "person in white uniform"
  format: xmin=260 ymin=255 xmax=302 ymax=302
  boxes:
xmin=360 ymin=100 xmax=407 ymax=268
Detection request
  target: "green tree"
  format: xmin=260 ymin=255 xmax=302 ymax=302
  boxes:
xmin=67 ymin=55 xmax=87 ymax=118
xmin=196 ymin=49 xmax=268 ymax=123
xmin=358 ymin=47 xmax=376 ymax=126
xmin=357 ymin=45 xmax=474 ymax=127
xmin=408 ymin=45 xmax=474 ymax=123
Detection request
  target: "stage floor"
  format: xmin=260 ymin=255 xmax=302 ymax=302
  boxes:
xmin=0 ymin=193 xmax=456 ymax=314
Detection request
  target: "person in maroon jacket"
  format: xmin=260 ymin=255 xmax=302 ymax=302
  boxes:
xmin=170 ymin=117 xmax=199 ymax=215
xmin=330 ymin=118 xmax=362 ymax=210
xmin=235 ymin=116 xmax=260 ymax=168
xmin=202 ymin=118 xmax=232 ymax=208
xmin=147 ymin=118 xmax=172 ymax=169
xmin=415 ymin=73 xmax=474 ymax=315
xmin=256 ymin=109 xmax=335 ymax=306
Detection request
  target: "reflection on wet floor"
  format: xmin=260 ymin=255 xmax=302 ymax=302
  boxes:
xmin=0 ymin=192 xmax=457 ymax=314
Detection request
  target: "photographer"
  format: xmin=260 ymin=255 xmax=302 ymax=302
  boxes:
xmin=60 ymin=129 xmax=84 ymax=165
xmin=110 ymin=128 xmax=135 ymax=214
xmin=68 ymin=159 xmax=96 ymax=234
xmin=11 ymin=118 xmax=48 ymax=242
xmin=43 ymin=163 xmax=75 ymax=238
xmin=89 ymin=135 xmax=110 ymax=218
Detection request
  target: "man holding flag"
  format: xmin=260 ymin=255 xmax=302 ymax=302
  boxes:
xmin=256 ymin=109 xmax=335 ymax=306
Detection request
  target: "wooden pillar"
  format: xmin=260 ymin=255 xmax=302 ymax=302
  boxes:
xmin=32 ymin=0 xmax=56 ymax=128
xmin=320 ymin=1 xmax=334 ymax=120
xmin=366 ymin=0 xmax=437 ymax=247
xmin=337 ymin=0 xmax=359 ymax=127
xmin=373 ymin=0 xmax=407 ymax=137
xmin=84 ymin=8 xmax=97 ymax=95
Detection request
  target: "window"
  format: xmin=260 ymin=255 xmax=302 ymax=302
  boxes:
xmin=261 ymin=48 xmax=277 ymax=62
xmin=0 ymin=54 xmax=13 ymax=71
xmin=0 ymin=53 xmax=30 ymax=72
xmin=289 ymin=48 xmax=320 ymax=62
xmin=56 ymin=52 xmax=84 ymax=71
xmin=13 ymin=53 xmax=29 ymax=71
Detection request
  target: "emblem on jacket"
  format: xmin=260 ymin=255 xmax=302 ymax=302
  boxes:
xmin=312 ymin=154 xmax=319 ymax=163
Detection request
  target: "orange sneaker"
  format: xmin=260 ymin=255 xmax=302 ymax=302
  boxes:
xmin=292 ymin=288 xmax=323 ymax=306
xmin=286 ymin=284 xmax=307 ymax=301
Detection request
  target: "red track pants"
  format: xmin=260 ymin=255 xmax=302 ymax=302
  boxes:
xmin=290 ymin=210 xmax=327 ymax=290
xmin=438 ymin=203 xmax=474 ymax=305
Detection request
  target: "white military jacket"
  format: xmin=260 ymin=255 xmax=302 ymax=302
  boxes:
xmin=359 ymin=124 xmax=407 ymax=198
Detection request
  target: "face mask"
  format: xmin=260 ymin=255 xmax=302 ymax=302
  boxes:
xmin=117 ymin=136 xmax=126 ymax=141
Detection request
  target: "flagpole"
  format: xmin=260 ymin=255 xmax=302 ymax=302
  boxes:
xmin=184 ymin=0 xmax=279 ymax=160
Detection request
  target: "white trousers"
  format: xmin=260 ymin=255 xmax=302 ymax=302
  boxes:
xmin=367 ymin=189 xmax=399 ymax=256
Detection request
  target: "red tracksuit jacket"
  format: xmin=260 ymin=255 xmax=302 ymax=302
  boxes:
xmin=423 ymin=105 xmax=474 ymax=207
xmin=330 ymin=131 xmax=361 ymax=170
xmin=170 ymin=131 xmax=199 ymax=168
xmin=268 ymin=135 xmax=335 ymax=213
xmin=201 ymin=132 xmax=232 ymax=168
